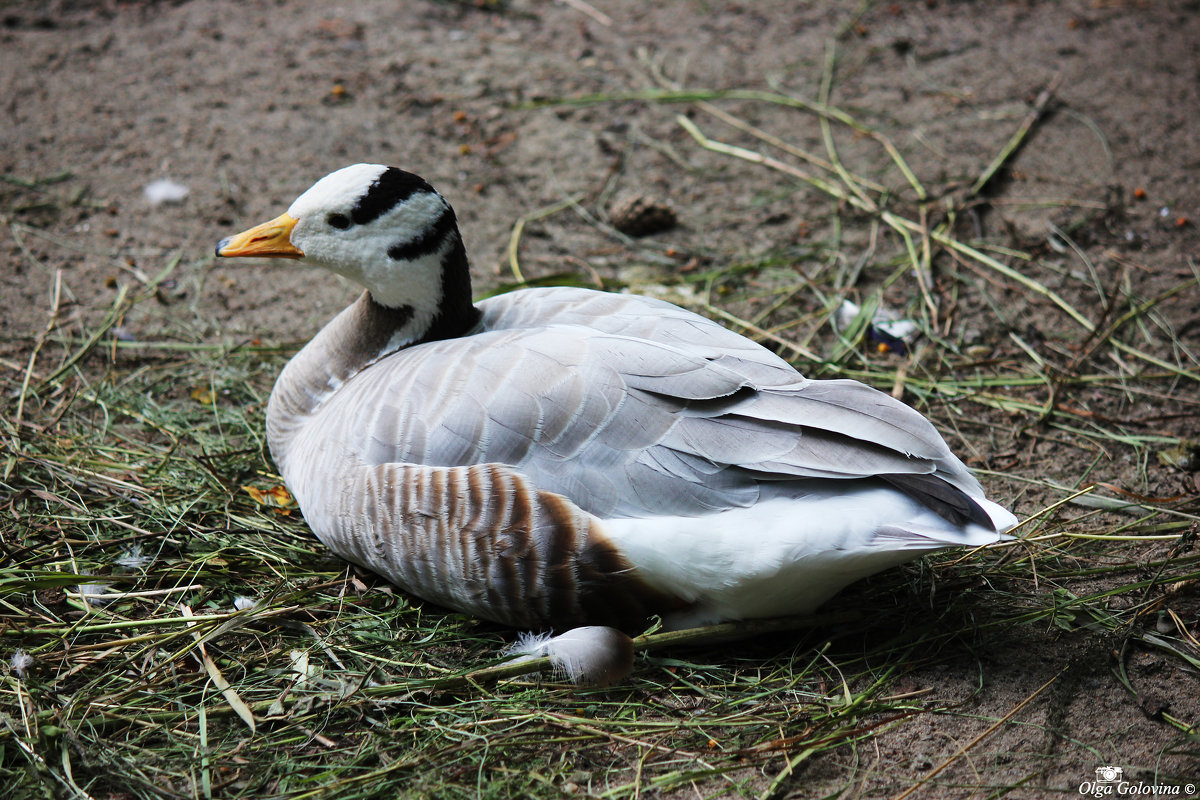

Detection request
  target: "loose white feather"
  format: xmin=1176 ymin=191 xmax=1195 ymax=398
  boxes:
xmin=508 ymin=626 xmax=635 ymax=686
xmin=144 ymin=178 xmax=190 ymax=206
xmin=9 ymin=649 xmax=34 ymax=677
xmin=78 ymin=583 xmax=116 ymax=607
xmin=233 ymin=596 xmax=258 ymax=612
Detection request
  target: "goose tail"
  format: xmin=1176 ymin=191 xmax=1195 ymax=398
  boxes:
xmin=875 ymin=496 xmax=1019 ymax=551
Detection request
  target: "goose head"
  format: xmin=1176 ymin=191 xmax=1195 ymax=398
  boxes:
xmin=216 ymin=164 xmax=478 ymax=342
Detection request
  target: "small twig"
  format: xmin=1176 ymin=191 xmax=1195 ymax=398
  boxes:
xmin=12 ymin=270 xmax=64 ymax=447
xmin=696 ymin=101 xmax=888 ymax=195
xmin=927 ymin=227 xmax=1096 ymax=333
xmin=817 ymin=42 xmax=876 ymax=212
xmin=968 ymin=72 xmax=1062 ymax=198
xmin=895 ymin=217 xmax=938 ymax=319
xmin=676 ymin=115 xmax=854 ymax=209
xmin=632 ymin=609 xmax=863 ymax=650
xmin=33 ymin=253 xmax=182 ymax=393
xmin=78 ymin=585 xmax=204 ymax=601
xmin=182 ymin=604 xmax=256 ymax=733
xmin=3 ymin=606 xmax=302 ymax=637
xmin=506 ymin=195 xmax=584 ymax=283
xmin=762 ymin=73 xmax=927 ymax=200
xmin=700 ymin=301 xmax=825 ymax=364
xmin=1072 ymin=276 xmax=1200 ymax=374
xmin=889 ymin=664 xmax=1069 ymax=800
xmin=557 ymin=0 xmax=612 ymax=26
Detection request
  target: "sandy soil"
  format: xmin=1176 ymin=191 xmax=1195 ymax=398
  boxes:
xmin=3 ymin=0 xmax=1199 ymax=797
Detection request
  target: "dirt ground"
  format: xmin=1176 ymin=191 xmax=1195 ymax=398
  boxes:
xmin=3 ymin=0 xmax=1199 ymax=798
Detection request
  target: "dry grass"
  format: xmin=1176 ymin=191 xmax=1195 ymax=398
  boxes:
xmin=3 ymin=42 xmax=1199 ymax=800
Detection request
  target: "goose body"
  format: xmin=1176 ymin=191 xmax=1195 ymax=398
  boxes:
xmin=217 ymin=164 xmax=1016 ymax=634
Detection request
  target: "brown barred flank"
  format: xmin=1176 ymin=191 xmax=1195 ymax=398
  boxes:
xmin=306 ymin=460 xmax=688 ymax=631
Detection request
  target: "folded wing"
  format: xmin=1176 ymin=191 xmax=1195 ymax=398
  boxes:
xmin=311 ymin=287 xmax=993 ymax=527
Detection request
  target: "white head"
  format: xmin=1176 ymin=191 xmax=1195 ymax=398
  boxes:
xmin=216 ymin=164 xmax=472 ymax=329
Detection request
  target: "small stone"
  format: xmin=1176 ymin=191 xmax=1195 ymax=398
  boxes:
xmin=609 ymin=193 xmax=677 ymax=237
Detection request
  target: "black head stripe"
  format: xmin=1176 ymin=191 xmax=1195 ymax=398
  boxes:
xmin=350 ymin=168 xmax=435 ymax=226
xmin=387 ymin=205 xmax=458 ymax=262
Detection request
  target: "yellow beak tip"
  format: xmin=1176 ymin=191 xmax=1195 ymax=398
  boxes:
xmin=215 ymin=213 xmax=304 ymax=259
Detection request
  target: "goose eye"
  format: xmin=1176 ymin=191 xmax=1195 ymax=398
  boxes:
xmin=327 ymin=213 xmax=351 ymax=230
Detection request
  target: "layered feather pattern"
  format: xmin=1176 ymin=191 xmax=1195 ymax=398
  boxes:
xmin=279 ymin=288 xmax=985 ymax=523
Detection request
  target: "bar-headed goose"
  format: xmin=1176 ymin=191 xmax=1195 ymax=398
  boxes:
xmin=216 ymin=164 xmax=1016 ymax=643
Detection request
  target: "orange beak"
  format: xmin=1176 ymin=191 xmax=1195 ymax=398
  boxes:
xmin=215 ymin=213 xmax=304 ymax=259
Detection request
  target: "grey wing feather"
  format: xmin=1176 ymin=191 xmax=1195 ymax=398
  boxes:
xmin=320 ymin=287 xmax=986 ymax=522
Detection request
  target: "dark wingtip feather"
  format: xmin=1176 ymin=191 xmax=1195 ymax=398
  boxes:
xmin=881 ymin=473 xmax=997 ymax=529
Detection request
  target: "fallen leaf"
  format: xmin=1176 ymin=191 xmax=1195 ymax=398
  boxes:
xmin=244 ymin=484 xmax=296 ymax=510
